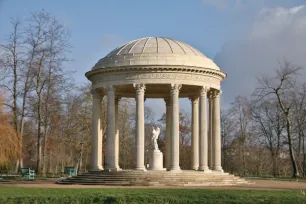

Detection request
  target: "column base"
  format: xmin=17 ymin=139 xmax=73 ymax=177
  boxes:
xmin=191 ymin=166 xmax=199 ymax=170
xmin=198 ymin=166 xmax=211 ymax=172
xmin=104 ymin=167 xmax=122 ymax=172
xmin=134 ymin=167 xmax=147 ymax=171
xmin=90 ymin=166 xmax=103 ymax=172
xmin=169 ymin=166 xmax=181 ymax=172
xmin=90 ymin=168 xmax=103 ymax=172
xmin=213 ymin=166 xmax=224 ymax=173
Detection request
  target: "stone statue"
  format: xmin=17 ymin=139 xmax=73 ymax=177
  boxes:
xmin=151 ymin=126 xmax=160 ymax=151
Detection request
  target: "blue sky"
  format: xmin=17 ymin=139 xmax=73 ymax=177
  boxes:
xmin=0 ymin=0 xmax=305 ymax=119
xmin=1 ymin=0 xmax=233 ymax=81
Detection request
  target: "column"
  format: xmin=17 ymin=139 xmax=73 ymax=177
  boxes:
xmin=190 ymin=96 xmax=199 ymax=170
xmin=105 ymin=85 xmax=117 ymax=171
xmin=169 ymin=84 xmax=182 ymax=171
xmin=164 ymin=98 xmax=171 ymax=169
xmin=199 ymin=86 xmax=210 ymax=171
xmin=114 ymin=97 xmax=121 ymax=170
xmin=212 ymin=89 xmax=224 ymax=172
xmin=208 ymin=90 xmax=214 ymax=169
xmin=91 ymin=89 xmax=103 ymax=171
xmin=100 ymin=95 xmax=105 ymax=167
xmin=134 ymin=84 xmax=146 ymax=171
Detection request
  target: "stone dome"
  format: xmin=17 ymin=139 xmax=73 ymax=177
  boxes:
xmin=93 ymin=37 xmax=220 ymax=70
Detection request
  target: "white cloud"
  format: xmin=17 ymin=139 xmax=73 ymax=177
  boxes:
xmin=250 ymin=5 xmax=306 ymax=39
xmin=215 ymin=5 xmax=306 ymax=105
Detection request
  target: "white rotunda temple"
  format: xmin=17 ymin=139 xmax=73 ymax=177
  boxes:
xmin=85 ymin=37 xmax=226 ymax=173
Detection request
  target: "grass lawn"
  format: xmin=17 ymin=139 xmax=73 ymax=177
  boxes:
xmin=0 ymin=187 xmax=306 ymax=204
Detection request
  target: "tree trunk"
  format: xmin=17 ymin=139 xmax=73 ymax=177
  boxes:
xmin=303 ymin=131 xmax=305 ymax=177
xmin=11 ymin=23 xmax=19 ymax=173
xmin=36 ymin=107 xmax=42 ymax=174
xmin=271 ymin=151 xmax=278 ymax=177
xmin=35 ymin=52 xmax=45 ymax=174
xmin=286 ymin=116 xmax=300 ymax=177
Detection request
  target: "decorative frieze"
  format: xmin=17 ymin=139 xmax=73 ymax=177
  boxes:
xmin=86 ymin=66 xmax=226 ymax=80
xmin=95 ymin=72 xmax=217 ymax=84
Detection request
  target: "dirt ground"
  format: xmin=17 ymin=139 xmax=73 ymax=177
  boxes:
xmin=1 ymin=179 xmax=306 ymax=190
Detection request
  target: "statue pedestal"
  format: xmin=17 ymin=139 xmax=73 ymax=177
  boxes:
xmin=148 ymin=150 xmax=164 ymax=171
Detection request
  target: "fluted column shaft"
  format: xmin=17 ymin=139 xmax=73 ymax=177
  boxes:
xmin=91 ymin=90 xmax=103 ymax=171
xmin=164 ymin=98 xmax=171 ymax=170
xmin=208 ymin=91 xmax=214 ymax=169
xmin=134 ymin=84 xmax=146 ymax=171
xmin=114 ymin=97 xmax=121 ymax=170
xmin=199 ymin=87 xmax=210 ymax=171
xmin=212 ymin=90 xmax=223 ymax=172
xmin=190 ymin=97 xmax=199 ymax=170
xmin=169 ymin=84 xmax=182 ymax=171
xmin=105 ymin=86 xmax=117 ymax=171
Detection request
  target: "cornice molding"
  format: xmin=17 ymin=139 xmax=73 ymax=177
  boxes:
xmin=85 ymin=65 xmax=227 ymax=80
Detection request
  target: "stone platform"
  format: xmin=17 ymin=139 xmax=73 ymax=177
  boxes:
xmin=56 ymin=170 xmax=250 ymax=186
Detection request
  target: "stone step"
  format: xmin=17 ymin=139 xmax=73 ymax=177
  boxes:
xmin=84 ymin=173 xmax=234 ymax=175
xmin=57 ymin=171 xmax=249 ymax=186
xmin=74 ymin=175 xmax=235 ymax=179
xmin=58 ymin=180 xmax=133 ymax=185
xmin=70 ymin=178 xmax=235 ymax=182
xmin=75 ymin=175 xmax=236 ymax=179
xmin=85 ymin=172 xmax=230 ymax=176
xmin=66 ymin=177 xmax=244 ymax=181
xmin=62 ymin=180 xmax=247 ymax=186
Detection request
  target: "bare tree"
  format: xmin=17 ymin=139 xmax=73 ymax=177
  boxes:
xmin=229 ymin=96 xmax=252 ymax=176
xmin=119 ymin=99 xmax=135 ymax=169
xmin=0 ymin=96 xmax=20 ymax=167
xmin=21 ymin=10 xmax=72 ymax=174
xmin=292 ymin=83 xmax=306 ymax=176
xmin=252 ymin=99 xmax=285 ymax=176
xmin=221 ymin=109 xmax=235 ymax=170
xmin=254 ymin=60 xmax=302 ymax=177
xmin=0 ymin=10 xmax=72 ymax=174
xmin=0 ymin=19 xmax=25 ymax=170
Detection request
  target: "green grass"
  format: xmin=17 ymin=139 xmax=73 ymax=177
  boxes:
xmin=0 ymin=187 xmax=305 ymax=204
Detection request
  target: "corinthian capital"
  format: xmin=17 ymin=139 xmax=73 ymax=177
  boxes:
xmin=170 ymin=84 xmax=182 ymax=95
xmin=210 ymin=89 xmax=222 ymax=99
xmin=189 ymin=96 xmax=199 ymax=105
xmin=199 ymin=86 xmax=209 ymax=96
xmin=133 ymin=83 xmax=146 ymax=95
xmin=104 ymin=85 xmax=115 ymax=94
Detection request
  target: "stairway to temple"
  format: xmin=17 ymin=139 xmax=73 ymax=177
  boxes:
xmin=56 ymin=170 xmax=250 ymax=186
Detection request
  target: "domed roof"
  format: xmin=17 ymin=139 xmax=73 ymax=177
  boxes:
xmin=93 ymin=37 xmax=220 ymax=70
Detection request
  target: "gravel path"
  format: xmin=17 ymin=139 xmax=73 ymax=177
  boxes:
xmin=1 ymin=179 xmax=306 ymax=190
